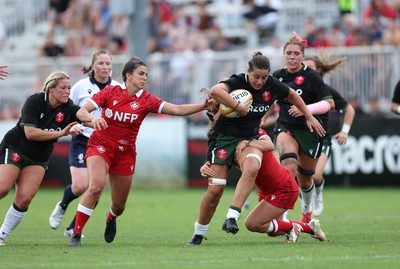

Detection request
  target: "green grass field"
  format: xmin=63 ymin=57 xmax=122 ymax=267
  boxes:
xmin=0 ymin=187 xmax=399 ymax=269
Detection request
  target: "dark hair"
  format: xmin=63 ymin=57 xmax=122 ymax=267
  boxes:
xmin=82 ymin=49 xmax=112 ymax=76
xmin=122 ymin=56 xmax=147 ymax=82
xmin=248 ymin=51 xmax=271 ymax=71
xmin=304 ymin=53 xmax=347 ymax=77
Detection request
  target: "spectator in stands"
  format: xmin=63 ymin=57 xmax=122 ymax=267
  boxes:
xmin=48 ymin=0 xmax=72 ymax=31
xmin=329 ymin=22 xmax=346 ymax=47
xmin=0 ymin=65 xmax=9 ymax=80
xmin=108 ymin=13 xmax=130 ymax=52
xmin=39 ymin=32 xmax=64 ymax=57
xmin=303 ymin=17 xmax=317 ymax=46
xmin=107 ymin=36 xmax=125 ymax=55
xmin=63 ymin=35 xmax=84 ymax=57
xmin=362 ymin=0 xmax=398 ymax=26
xmin=363 ymin=13 xmax=384 ymax=45
xmin=338 ymin=0 xmax=356 ymax=17
xmin=310 ymin=27 xmax=331 ymax=48
xmin=243 ymin=0 xmax=281 ymax=38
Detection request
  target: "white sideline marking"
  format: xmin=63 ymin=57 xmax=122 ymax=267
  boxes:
xmin=13 ymin=255 xmax=400 ymax=268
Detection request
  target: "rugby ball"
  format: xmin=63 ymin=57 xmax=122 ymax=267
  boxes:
xmin=219 ymin=89 xmax=253 ymax=118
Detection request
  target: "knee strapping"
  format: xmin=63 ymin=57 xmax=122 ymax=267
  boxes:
xmin=297 ymin=165 xmax=315 ymax=176
xmin=279 ymin=153 xmax=298 ymax=163
xmin=208 ymin=178 xmax=227 ymax=186
xmin=244 ymin=153 xmax=262 ymax=169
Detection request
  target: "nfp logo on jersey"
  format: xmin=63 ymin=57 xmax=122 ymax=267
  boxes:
xmin=104 ymin=108 xmax=138 ymax=122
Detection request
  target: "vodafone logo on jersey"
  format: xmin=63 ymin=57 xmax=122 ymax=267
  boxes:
xmin=262 ymin=91 xmax=271 ymax=102
xmin=294 ymin=76 xmax=304 ymax=85
xmin=217 ymin=148 xmax=228 ymax=160
xmin=11 ymin=152 xmax=21 ymax=162
xmin=130 ymin=101 xmax=140 ymax=110
xmin=55 ymin=112 xmax=65 ymax=122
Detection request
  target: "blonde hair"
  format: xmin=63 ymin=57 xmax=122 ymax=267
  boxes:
xmin=42 ymin=71 xmax=70 ymax=93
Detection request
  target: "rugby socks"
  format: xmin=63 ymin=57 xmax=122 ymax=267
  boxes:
xmin=194 ymin=221 xmax=209 ymax=236
xmin=300 ymin=181 xmax=315 ymax=213
xmin=266 ymin=219 xmax=293 ymax=234
xmin=0 ymin=203 xmax=27 ymax=240
xmin=226 ymin=206 xmax=241 ymax=220
xmin=60 ymin=184 xmax=78 ymax=210
xmin=67 ymin=201 xmax=98 ymax=231
xmin=106 ymin=207 xmax=117 ymax=222
xmin=73 ymin=203 xmax=93 ymax=235
xmin=291 ymin=220 xmax=312 ymax=234
xmin=315 ymin=178 xmax=325 ymax=196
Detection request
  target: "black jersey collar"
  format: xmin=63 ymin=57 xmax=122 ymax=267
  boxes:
xmin=89 ymin=76 xmax=112 ymax=90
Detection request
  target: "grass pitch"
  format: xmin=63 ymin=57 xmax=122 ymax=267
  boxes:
xmin=0 ymin=187 xmax=399 ymax=269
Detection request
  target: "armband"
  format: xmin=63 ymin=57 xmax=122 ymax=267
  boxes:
xmin=341 ymin=124 xmax=351 ymax=134
xmin=307 ymin=100 xmax=331 ymax=115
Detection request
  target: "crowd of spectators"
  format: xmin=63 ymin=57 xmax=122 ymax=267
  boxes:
xmin=40 ymin=0 xmax=130 ymax=57
xmin=37 ymin=0 xmax=400 ymax=58
xmin=304 ymin=0 xmax=400 ymax=48
xmin=3 ymin=0 xmax=399 ymax=118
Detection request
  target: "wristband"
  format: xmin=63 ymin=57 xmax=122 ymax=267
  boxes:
xmin=234 ymin=101 xmax=240 ymax=110
xmin=341 ymin=124 xmax=351 ymax=134
xmin=397 ymin=106 xmax=400 ymax=114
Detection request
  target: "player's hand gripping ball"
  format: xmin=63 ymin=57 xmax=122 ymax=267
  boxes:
xmin=219 ymin=89 xmax=253 ymax=118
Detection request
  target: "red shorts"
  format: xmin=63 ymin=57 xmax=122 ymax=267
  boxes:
xmin=258 ymin=169 xmax=299 ymax=210
xmin=85 ymin=136 xmax=137 ymax=176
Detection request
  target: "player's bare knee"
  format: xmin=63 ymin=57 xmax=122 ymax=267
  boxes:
xmin=72 ymin=183 xmax=88 ymax=196
xmin=244 ymin=217 xmax=257 ymax=232
xmin=241 ymin=153 xmax=262 ymax=178
xmin=297 ymin=165 xmax=315 ymax=188
xmin=111 ymin=206 xmax=125 ymax=216
xmin=207 ymin=179 xmax=225 ymax=199
xmin=0 ymin=187 xmax=9 ymax=199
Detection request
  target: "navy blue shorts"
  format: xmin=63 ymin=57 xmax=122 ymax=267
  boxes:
xmin=69 ymin=135 xmax=89 ymax=168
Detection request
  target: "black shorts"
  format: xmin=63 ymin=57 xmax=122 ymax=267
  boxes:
xmin=69 ymin=135 xmax=89 ymax=168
